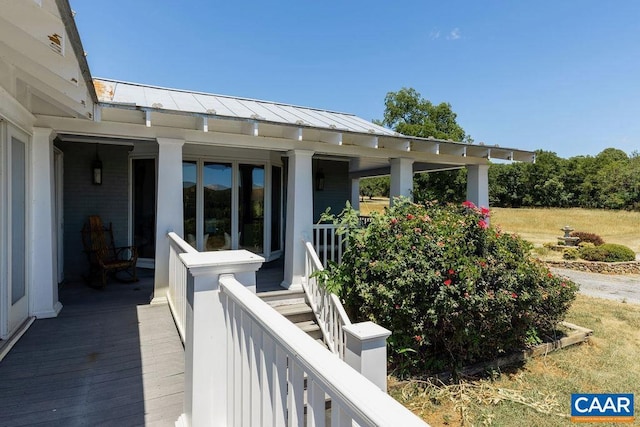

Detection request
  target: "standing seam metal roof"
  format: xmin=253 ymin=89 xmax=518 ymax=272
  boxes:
xmin=94 ymin=78 xmax=398 ymax=137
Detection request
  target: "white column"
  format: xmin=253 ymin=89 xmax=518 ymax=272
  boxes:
xmin=30 ymin=127 xmax=62 ymax=318
xmin=350 ymin=178 xmax=360 ymax=211
xmin=282 ymin=150 xmax=314 ymax=289
xmin=153 ymin=138 xmax=185 ymax=303
xmin=343 ymin=321 xmax=392 ymax=391
xmin=178 ymin=250 xmax=264 ymax=427
xmin=389 ymin=157 xmax=414 ymax=206
xmin=466 ymin=164 xmax=490 ymax=209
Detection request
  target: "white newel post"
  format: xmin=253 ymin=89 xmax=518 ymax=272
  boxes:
xmin=389 ymin=157 xmax=414 ymax=206
xmin=153 ymin=138 xmax=185 ymax=303
xmin=466 ymin=164 xmax=490 ymax=209
xmin=351 ymin=177 xmax=360 ymax=211
xmin=30 ymin=127 xmax=62 ymax=318
xmin=283 ymin=149 xmax=314 ymax=289
xmin=178 ymin=250 xmax=264 ymax=427
xmin=343 ymin=321 xmax=391 ymax=392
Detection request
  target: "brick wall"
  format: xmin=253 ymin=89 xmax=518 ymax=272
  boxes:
xmin=57 ymin=141 xmax=131 ymax=281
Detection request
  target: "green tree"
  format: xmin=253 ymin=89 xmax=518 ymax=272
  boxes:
xmin=381 ymin=88 xmax=468 ymax=142
xmin=359 ymin=176 xmax=390 ymax=199
xmin=379 ymin=88 xmax=470 ymax=203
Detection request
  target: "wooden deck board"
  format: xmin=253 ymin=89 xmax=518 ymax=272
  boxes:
xmin=0 ymin=273 xmax=184 ymax=426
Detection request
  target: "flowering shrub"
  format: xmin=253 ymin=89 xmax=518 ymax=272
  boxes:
xmin=322 ymin=199 xmax=578 ymax=377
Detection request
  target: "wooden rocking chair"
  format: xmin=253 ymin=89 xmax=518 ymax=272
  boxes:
xmin=81 ymin=215 xmax=138 ymax=288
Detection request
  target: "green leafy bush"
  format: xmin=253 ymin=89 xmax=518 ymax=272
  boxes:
xmin=563 ymin=248 xmax=579 ymax=260
xmin=579 ymin=243 xmax=637 ymax=262
xmin=323 ymin=199 xmax=578 ymax=377
xmin=570 ymin=231 xmax=604 ymax=246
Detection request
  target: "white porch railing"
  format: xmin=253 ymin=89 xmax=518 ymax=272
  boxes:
xmin=219 ymin=274 xmax=426 ymax=426
xmin=167 ymin=231 xmax=197 ymax=343
xmin=167 ymin=234 xmax=428 ymax=426
xmin=312 ymin=223 xmax=346 ymax=268
xmin=303 ymin=240 xmax=352 ymax=359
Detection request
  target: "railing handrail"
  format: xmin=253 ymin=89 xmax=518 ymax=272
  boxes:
xmin=303 ymin=239 xmax=352 ymax=358
xmin=167 ymin=232 xmax=195 ymax=344
xmin=168 ymin=231 xmax=198 ymax=254
xmin=219 ymin=275 xmax=426 ymax=426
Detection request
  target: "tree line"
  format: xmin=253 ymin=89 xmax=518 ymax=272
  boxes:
xmin=362 ymin=88 xmax=640 ymax=211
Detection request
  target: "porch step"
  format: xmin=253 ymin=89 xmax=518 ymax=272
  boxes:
xmin=258 ymin=289 xmax=306 ymax=307
xmin=296 ymin=320 xmax=323 ymax=340
xmin=259 ymin=290 xmax=325 ymax=344
xmin=273 ymin=302 xmax=314 ymax=323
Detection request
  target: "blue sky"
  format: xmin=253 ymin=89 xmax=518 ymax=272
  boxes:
xmin=70 ymin=1 xmax=640 ymax=159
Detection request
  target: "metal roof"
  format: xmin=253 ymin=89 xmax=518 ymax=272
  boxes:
xmin=94 ymin=78 xmax=397 ymax=137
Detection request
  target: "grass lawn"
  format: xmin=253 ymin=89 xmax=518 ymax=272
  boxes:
xmin=491 ymin=207 xmax=640 ymax=254
xmin=390 ymin=294 xmax=640 ymax=426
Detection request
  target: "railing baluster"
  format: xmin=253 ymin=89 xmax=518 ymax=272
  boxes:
xmin=306 ymin=378 xmax=326 ymax=427
xmin=288 ymin=359 xmax=304 ymax=427
xmin=250 ymin=318 xmax=262 ymax=425
xmin=261 ymin=333 xmax=275 ymax=427
xmin=274 ymin=346 xmax=287 ymax=427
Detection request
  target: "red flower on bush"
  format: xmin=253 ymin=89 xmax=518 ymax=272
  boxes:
xmin=391 ymin=218 xmax=398 ymax=225
xmin=478 ymin=219 xmax=488 ymax=229
xmin=444 ymin=279 xmax=452 ymax=286
xmin=414 ymin=335 xmax=422 ymax=342
xmin=406 ymin=214 xmax=415 ymax=220
xmin=480 ymin=206 xmax=490 ymax=216
xmin=561 ymin=282 xmax=567 ymax=287
xmin=448 ymin=269 xmax=455 ymax=276
xmin=511 ymin=292 xmax=518 ymax=299
xmin=462 ymin=200 xmax=476 ymax=209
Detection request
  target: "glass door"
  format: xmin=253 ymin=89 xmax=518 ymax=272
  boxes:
xmin=181 ymin=160 xmax=279 ymax=256
xmin=238 ymin=164 xmax=264 ymax=253
xmin=7 ymin=129 xmax=28 ymax=334
xmin=132 ymin=158 xmax=157 ymax=266
xmin=203 ymin=162 xmax=232 ymax=250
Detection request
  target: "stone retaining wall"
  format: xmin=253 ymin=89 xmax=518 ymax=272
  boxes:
xmin=544 ymin=260 xmax=640 ymax=275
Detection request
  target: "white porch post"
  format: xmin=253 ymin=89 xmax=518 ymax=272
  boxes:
xmin=282 ymin=150 xmax=314 ymax=289
xmin=466 ymin=164 xmax=490 ymax=209
xmin=30 ymin=127 xmax=62 ymax=318
xmin=343 ymin=322 xmax=392 ymax=392
xmin=389 ymin=157 xmax=414 ymax=206
xmin=351 ymin=177 xmax=360 ymax=211
xmin=153 ymin=138 xmax=185 ymax=303
xmin=178 ymin=250 xmax=264 ymax=427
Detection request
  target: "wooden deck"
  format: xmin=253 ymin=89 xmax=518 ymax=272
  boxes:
xmin=0 ymin=271 xmax=184 ymax=427
xmin=0 ymin=261 xmax=285 ymax=426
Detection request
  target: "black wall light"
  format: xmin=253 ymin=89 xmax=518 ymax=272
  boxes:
xmin=315 ymin=168 xmax=325 ymax=191
xmin=92 ymin=144 xmax=102 ymax=185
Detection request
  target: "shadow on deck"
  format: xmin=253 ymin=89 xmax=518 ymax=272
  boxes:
xmin=0 ymin=271 xmax=183 ymax=427
xmin=0 ymin=260 xmax=285 ymax=426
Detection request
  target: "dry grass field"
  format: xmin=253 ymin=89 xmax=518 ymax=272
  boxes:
xmin=491 ymin=207 xmax=640 ymax=253
xmin=390 ymin=294 xmax=640 ymax=426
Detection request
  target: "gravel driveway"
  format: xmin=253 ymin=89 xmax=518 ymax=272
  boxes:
xmin=550 ymin=267 xmax=640 ymax=304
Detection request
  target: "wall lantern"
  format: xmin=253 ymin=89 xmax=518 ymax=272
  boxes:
xmin=92 ymin=145 xmax=103 ymax=185
xmin=315 ymin=168 xmax=325 ymax=191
